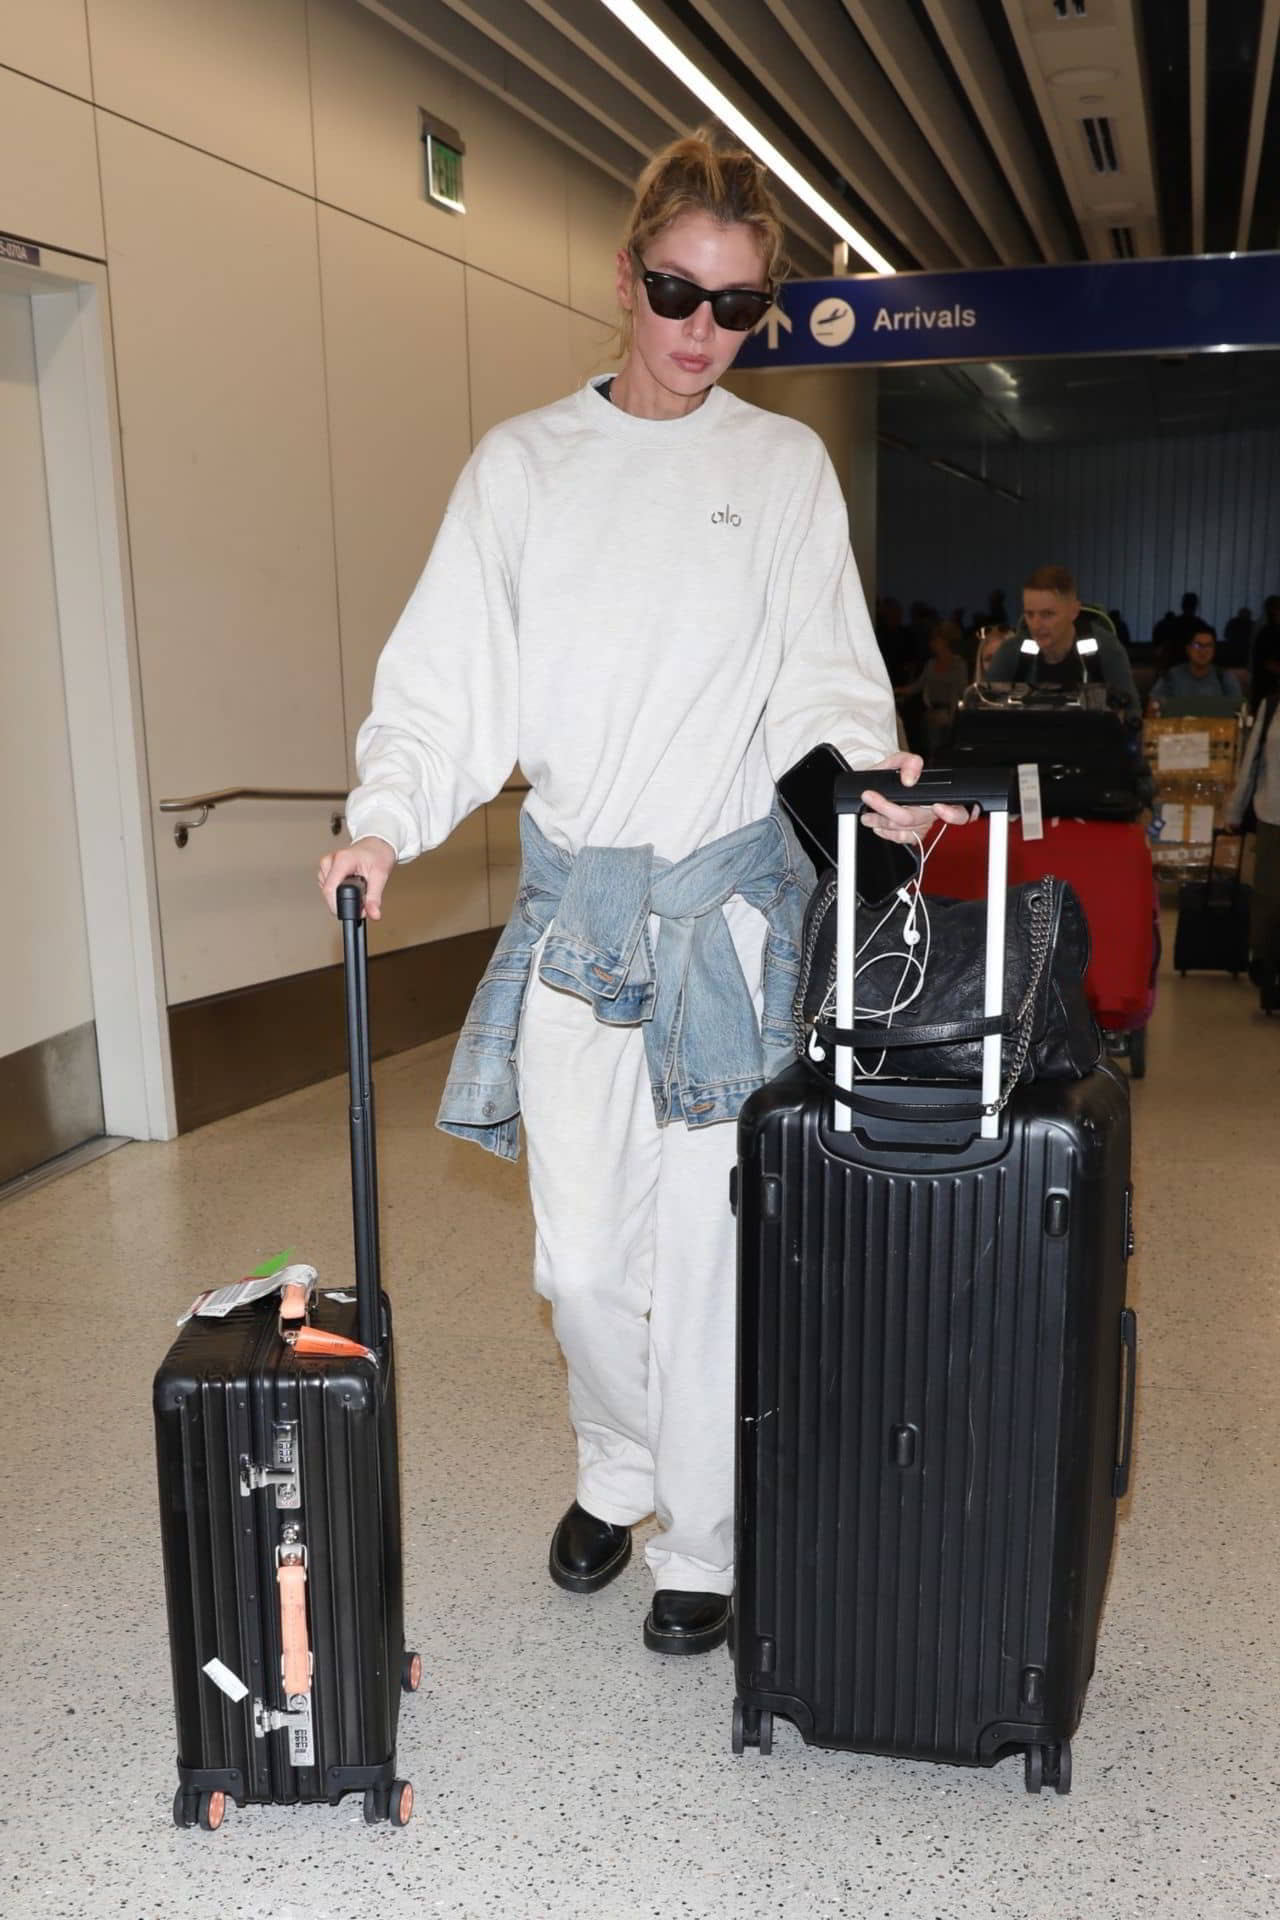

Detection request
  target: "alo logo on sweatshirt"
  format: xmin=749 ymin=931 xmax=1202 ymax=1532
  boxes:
xmin=711 ymin=504 xmax=742 ymax=526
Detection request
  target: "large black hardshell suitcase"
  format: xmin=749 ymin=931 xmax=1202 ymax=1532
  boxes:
xmin=731 ymin=770 xmax=1137 ymax=1795
xmin=154 ymin=883 xmax=420 ymax=1832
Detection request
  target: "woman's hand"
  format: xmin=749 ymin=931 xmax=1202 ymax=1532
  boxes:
xmin=318 ymin=836 xmax=397 ymax=920
xmin=859 ymin=750 xmax=973 ymax=845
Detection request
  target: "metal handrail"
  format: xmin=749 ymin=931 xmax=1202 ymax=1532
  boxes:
xmin=157 ymin=780 xmax=529 ymax=847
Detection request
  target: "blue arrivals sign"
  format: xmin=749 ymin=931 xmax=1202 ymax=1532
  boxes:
xmin=733 ymin=252 xmax=1280 ymax=371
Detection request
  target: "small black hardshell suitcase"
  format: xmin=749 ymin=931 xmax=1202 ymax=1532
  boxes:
xmin=154 ymin=882 xmax=420 ymax=1832
xmin=732 ymin=769 xmax=1137 ymax=1795
xmin=1173 ymin=832 xmax=1251 ymax=977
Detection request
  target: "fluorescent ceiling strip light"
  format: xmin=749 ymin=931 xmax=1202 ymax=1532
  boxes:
xmin=596 ymin=0 xmax=895 ymax=275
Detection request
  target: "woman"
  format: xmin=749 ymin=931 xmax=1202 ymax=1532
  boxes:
xmin=896 ymin=618 xmax=969 ymax=748
xmin=319 ymin=133 xmax=964 ymax=1656
xmin=1226 ymin=634 xmax=1280 ymax=1000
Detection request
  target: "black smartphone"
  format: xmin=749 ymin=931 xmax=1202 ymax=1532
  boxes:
xmin=776 ymin=742 xmax=914 ymax=901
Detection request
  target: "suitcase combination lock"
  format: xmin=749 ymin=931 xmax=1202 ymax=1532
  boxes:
xmin=239 ymin=1421 xmax=301 ymax=1509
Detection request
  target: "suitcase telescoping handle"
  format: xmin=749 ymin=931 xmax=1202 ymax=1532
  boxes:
xmin=336 ymin=880 xmax=382 ymax=1356
xmin=832 ymin=768 xmax=1015 ymax=1141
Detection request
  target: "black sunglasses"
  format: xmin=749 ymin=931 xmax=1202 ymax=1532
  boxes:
xmin=633 ymin=253 xmax=773 ymax=332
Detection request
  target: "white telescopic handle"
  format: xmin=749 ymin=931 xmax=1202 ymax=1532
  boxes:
xmin=981 ymin=809 xmax=1010 ymax=1140
xmin=834 ymin=810 xmax=857 ymax=1132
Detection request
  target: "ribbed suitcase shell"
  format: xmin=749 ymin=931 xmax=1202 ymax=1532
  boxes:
xmin=154 ymin=1290 xmax=405 ymax=1807
xmin=733 ymin=1060 xmax=1134 ymax=1781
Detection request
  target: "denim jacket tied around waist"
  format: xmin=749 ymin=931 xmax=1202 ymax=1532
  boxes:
xmin=436 ymin=802 xmax=816 ymax=1161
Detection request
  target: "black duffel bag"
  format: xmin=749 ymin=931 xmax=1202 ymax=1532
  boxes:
xmin=794 ymin=868 xmax=1101 ymax=1096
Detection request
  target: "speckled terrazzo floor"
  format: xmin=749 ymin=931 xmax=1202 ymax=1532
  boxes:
xmin=1 ymin=927 xmax=1276 ymax=1920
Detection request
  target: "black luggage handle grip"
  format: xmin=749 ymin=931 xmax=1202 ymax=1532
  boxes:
xmin=1114 ymin=1308 xmax=1138 ymax=1498
xmin=337 ymin=876 xmax=367 ymax=920
xmin=835 ymin=767 xmax=1014 ymax=816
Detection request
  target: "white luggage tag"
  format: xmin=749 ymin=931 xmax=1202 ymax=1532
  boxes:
xmin=1017 ymin=763 xmax=1044 ymax=841
xmin=178 ymin=1260 xmax=317 ymax=1326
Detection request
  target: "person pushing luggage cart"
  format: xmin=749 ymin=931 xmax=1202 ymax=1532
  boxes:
xmin=318 ymin=130 xmax=965 ymax=1656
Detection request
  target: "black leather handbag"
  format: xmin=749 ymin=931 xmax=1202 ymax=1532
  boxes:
xmin=795 ymin=870 xmax=1101 ymax=1094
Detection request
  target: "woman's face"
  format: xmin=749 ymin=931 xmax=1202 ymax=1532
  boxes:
xmin=617 ymin=211 xmax=770 ymax=402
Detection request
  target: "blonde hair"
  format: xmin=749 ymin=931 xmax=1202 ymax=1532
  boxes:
xmin=615 ymin=129 xmax=787 ymax=358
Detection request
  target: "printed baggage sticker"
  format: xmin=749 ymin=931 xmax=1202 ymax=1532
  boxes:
xmin=1017 ymin=763 xmax=1045 ymax=842
xmin=203 ymin=1657 xmax=250 ymax=1703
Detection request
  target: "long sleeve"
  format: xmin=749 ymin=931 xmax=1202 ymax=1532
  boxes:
xmin=764 ymin=456 xmax=898 ymax=780
xmin=346 ymin=458 xmax=520 ymax=862
xmin=1225 ymin=703 xmax=1274 ymax=827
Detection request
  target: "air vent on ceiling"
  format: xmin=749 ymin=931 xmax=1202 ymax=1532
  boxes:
xmin=1081 ymin=115 xmax=1119 ymax=173
xmin=1110 ymin=225 xmax=1136 ymax=259
xmin=1053 ymin=1 xmax=1088 ymax=16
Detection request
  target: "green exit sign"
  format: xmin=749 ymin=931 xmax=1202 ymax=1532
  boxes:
xmin=422 ymin=114 xmax=465 ymax=214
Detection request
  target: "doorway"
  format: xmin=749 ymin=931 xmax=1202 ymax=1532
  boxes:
xmin=0 ymin=249 xmax=174 ymax=1190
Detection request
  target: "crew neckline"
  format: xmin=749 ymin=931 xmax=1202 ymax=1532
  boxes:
xmin=580 ymin=376 xmax=730 ymax=442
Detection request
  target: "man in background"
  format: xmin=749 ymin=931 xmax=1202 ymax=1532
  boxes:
xmin=986 ymin=563 xmax=1142 ymax=723
xmin=1149 ymin=625 xmax=1242 ymax=708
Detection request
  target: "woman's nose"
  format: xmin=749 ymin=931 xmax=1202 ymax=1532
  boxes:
xmin=685 ymin=299 xmax=714 ymax=341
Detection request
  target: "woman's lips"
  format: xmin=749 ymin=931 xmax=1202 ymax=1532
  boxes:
xmin=672 ymin=353 xmax=711 ymax=371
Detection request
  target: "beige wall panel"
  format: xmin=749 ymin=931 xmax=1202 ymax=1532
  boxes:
xmin=567 ymin=167 xmax=632 ymax=323
xmin=97 ymin=116 xmax=347 ymax=1001
xmin=459 ymin=85 xmax=568 ymax=307
xmin=0 ymin=291 xmax=95 ymax=1056
xmin=466 ymin=270 xmax=575 ymax=444
xmin=568 ymin=309 xmax=615 ymax=390
xmin=308 ymin=0 xmax=470 ymax=260
xmin=319 ymin=204 xmax=486 ymax=956
xmin=0 ymin=0 xmax=92 ymax=94
xmin=85 ymin=0 xmax=314 ymax=193
xmin=308 ymin=0 xmax=570 ymax=306
xmin=0 ymin=68 xmax=104 ymax=257
xmin=155 ymin=805 xmax=491 ymax=1003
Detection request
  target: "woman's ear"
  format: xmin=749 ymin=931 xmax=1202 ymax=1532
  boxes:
xmin=615 ymin=247 xmax=635 ymax=311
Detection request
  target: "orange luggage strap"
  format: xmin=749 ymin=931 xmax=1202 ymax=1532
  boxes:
xmin=276 ymin=1548 xmax=311 ymax=1698
xmin=286 ymin=1325 xmax=376 ymax=1362
xmin=278 ymin=1279 xmax=309 ymax=1330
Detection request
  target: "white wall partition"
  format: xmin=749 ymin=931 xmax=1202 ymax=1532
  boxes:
xmin=0 ymin=0 xmax=633 ymax=1134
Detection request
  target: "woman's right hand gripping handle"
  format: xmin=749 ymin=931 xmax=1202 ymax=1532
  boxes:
xmin=318 ymin=836 xmax=397 ymax=920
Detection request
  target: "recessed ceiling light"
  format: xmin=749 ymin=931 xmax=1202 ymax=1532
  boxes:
xmin=596 ymin=0 xmax=895 ymax=275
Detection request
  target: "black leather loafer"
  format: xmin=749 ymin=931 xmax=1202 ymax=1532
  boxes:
xmin=643 ymin=1589 xmax=731 ymax=1655
xmin=548 ymin=1502 xmax=632 ymax=1594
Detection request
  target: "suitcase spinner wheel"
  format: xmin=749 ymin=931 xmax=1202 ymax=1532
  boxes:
xmin=731 ymin=1699 xmax=773 ymax=1757
xmin=173 ymin=1787 xmax=226 ymax=1831
xmin=364 ymin=1781 xmax=415 ymax=1827
xmin=1128 ymin=1025 xmax=1147 ymax=1079
xmin=1025 ymin=1741 xmax=1072 ymax=1796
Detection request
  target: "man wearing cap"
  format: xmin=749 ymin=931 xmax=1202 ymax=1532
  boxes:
xmin=986 ymin=564 xmax=1142 ymax=724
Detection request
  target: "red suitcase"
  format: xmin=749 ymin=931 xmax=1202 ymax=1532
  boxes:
xmin=922 ymin=817 xmax=1159 ymax=1077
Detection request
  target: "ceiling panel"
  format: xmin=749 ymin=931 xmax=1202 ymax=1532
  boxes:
xmin=357 ymin=0 xmax=1280 ymax=279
